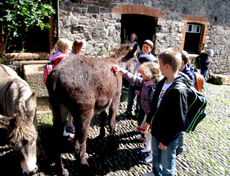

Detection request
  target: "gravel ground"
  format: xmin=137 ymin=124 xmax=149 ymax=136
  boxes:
xmin=0 ymin=82 xmax=229 ymax=176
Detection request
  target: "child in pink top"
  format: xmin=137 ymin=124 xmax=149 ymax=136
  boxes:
xmin=49 ymin=38 xmax=73 ymax=137
xmin=111 ymin=60 xmax=162 ymax=164
xmin=49 ymin=38 xmax=72 ymax=67
xmin=65 ymin=39 xmax=87 ymax=134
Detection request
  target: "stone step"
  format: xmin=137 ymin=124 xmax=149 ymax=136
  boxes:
xmin=208 ymin=73 xmax=230 ymax=85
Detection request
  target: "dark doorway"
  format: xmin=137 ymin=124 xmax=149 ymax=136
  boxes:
xmin=121 ymin=14 xmax=157 ymax=54
xmin=184 ymin=23 xmax=202 ymax=54
xmin=7 ymin=27 xmax=50 ymax=53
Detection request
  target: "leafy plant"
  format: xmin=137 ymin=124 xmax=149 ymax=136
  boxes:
xmin=0 ymin=0 xmax=55 ymax=55
xmin=0 ymin=56 xmax=7 ymax=64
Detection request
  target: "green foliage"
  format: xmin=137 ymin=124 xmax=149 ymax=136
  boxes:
xmin=0 ymin=56 xmax=7 ymax=64
xmin=0 ymin=0 xmax=55 ymax=52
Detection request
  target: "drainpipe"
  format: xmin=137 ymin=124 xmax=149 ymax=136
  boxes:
xmin=56 ymin=0 xmax=59 ymax=39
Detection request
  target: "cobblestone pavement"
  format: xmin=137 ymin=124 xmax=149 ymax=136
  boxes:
xmin=0 ymin=83 xmax=229 ymax=176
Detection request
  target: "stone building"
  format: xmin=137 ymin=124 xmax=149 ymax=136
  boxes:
xmin=56 ymin=0 xmax=230 ymax=75
xmin=1 ymin=0 xmax=230 ymax=75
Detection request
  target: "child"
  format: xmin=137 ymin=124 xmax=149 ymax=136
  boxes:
xmin=143 ymin=48 xmax=193 ymax=176
xmin=122 ymin=39 xmax=156 ymax=120
xmin=138 ymin=39 xmax=156 ymax=62
xmin=72 ymin=39 xmax=86 ymax=55
xmin=49 ymin=38 xmax=72 ymax=67
xmin=65 ymin=39 xmax=87 ymax=134
xmin=111 ymin=56 xmax=162 ymax=165
xmin=49 ymin=38 xmax=73 ymax=137
xmin=131 ymin=40 xmax=157 ymax=132
xmin=177 ymin=50 xmax=196 ymax=156
xmin=135 ymin=55 xmax=156 ymax=127
xmin=179 ymin=50 xmax=196 ymax=87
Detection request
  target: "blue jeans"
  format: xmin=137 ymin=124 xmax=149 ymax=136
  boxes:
xmin=151 ymin=136 xmax=178 ymax=176
xmin=201 ymin=68 xmax=208 ymax=78
xmin=127 ymin=84 xmax=140 ymax=115
xmin=176 ymin=132 xmax=185 ymax=154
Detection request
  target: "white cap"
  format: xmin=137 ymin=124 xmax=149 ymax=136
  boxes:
xmin=207 ymin=49 xmax=214 ymax=56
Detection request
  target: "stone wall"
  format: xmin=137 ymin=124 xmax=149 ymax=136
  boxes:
xmin=59 ymin=1 xmax=121 ymax=57
xmin=59 ymin=0 xmax=230 ymax=75
xmin=208 ymin=25 xmax=230 ymax=75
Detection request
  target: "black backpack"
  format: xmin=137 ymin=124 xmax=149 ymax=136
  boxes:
xmin=195 ymin=56 xmax=201 ymax=69
xmin=184 ymin=87 xmax=207 ymax=133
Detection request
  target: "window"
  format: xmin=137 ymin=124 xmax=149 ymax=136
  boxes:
xmin=184 ymin=23 xmax=203 ymax=54
xmin=186 ymin=24 xmax=201 ymax=33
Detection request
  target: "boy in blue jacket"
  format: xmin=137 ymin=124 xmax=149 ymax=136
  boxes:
xmin=143 ymin=48 xmax=193 ymax=176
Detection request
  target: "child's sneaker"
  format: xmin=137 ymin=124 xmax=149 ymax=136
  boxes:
xmin=136 ymin=135 xmax=146 ymax=141
xmin=132 ymin=128 xmax=140 ymax=132
xmin=66 ymin=125 xmax=75 ymax=133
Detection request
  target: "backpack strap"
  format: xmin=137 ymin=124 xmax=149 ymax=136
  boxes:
xmin=54 ymin=56 xmax=64 ymax=67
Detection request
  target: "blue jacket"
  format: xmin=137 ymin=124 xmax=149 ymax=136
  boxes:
xmin=181 ymin=64 xmax=196 ymax=88
xmin=138 ymin=52 xmax=157 ymax=63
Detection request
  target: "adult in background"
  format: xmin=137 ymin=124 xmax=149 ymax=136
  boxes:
xmin=200 ymin=49 xmax=214 ymax=78
xmin=121 ymin=33 xmax=141 ymax=118
xmin=126 ymin=33 xmax=141 ymax=54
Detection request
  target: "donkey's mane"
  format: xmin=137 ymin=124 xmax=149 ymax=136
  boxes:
xmin=8 ymin=79 xmax=37 ymax=145
xmin=8 ymin=110 xmax=37 ymax=145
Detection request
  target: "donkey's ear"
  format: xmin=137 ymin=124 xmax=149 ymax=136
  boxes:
xmin=132 ymin=43 xmax=138 ymax=56
xmin=25 ymin=92 xmax=37 ymax=113
xmin=0 ymin=114 xmax=14 ymax=128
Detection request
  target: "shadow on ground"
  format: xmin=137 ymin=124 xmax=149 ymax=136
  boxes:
xmin=0 ymin=115 xmax=150 ymax=176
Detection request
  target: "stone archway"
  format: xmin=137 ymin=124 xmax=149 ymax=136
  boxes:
xmin=114 ymin=4 xmax=165 ymax=18
xmin=114 ymin=5 xmax=165 ymax=55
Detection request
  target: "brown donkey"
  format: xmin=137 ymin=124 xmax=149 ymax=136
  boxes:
xmin=46 ymin=44 xmax=138 ymax=175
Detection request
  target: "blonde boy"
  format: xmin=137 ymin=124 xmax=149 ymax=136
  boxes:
xmin=143 ymin=48 xmax=193 ymax=176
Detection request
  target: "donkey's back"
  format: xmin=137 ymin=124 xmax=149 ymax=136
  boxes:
xmin=48 ymin=55 xmax=120 ymax=113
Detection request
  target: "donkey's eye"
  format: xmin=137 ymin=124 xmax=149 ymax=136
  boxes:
xmin=22 ymin=139 xmax=28 ymax=146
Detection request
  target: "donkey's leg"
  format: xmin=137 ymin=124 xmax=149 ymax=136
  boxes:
xmin=108 ymin=98 xmax=120 ymax=150
xmin=71 ymin=105 xmax=94 ymax=175
xmin=98 ymin=111 xmax=107 ymax=138
xmin=108 ymin=99 xmax=119 ymax=136
xmin=52 ymin=103 xmax=69 ymax=176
